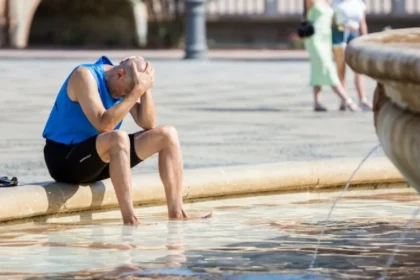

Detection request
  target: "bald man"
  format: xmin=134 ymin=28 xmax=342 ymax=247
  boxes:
xmin=42 ymin=56 xmax=207 ymax=225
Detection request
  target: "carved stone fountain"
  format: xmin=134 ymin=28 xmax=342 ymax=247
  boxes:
xmin=346 ymin=28 xmax=420 ymax=193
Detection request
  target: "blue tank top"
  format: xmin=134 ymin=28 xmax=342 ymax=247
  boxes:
xmin=42 ymin=56 xmax=123 ymax=145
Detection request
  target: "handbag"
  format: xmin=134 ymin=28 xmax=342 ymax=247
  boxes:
xmin=297 ymin=20 xmax=315 ymax=38
xmin=297 ymin=1 xmax=315 ymax=38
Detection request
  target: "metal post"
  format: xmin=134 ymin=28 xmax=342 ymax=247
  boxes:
xmin=264 ymin=0 xmax=278 ymax=16
xmin=184 ymin=0 xmax=207 ymax=60
xmin=391 ymin=0 xmax=406 ymax=15
xmin=4 ymin=0 xmax=10 ymax=47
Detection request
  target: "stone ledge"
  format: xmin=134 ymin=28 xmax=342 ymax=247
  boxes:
xmin=0 ymin=157 xmax=406 ymax=223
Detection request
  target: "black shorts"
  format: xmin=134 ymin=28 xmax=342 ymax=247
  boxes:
xmin=43 ymin=133 xmax=142 ymax=184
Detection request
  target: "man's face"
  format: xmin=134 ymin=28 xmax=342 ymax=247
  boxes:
xmin=110 ymin=76 xmax=132 ymax=99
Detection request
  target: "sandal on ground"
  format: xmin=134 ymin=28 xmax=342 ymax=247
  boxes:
xmin=341 ymin=99 xmax=372 ymax=112
xmin=359 ymin=99 xmax=372 ymax=111
xmin=343 ymin=98 xmax=360 ymax=112
xmin=314 ymin=103 xmax=328 ymax=112
xmin=0 ymin=176 xmax=18 ymax=187
xmin=339 ymin=101 xmax=346 ymax=111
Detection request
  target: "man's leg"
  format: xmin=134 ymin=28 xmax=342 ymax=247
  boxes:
xmin=131 ymin=125 xmax=184 ymax=218
xmin=131 ymin=125 xmax=210 ymax=219
xmin=95 ymin=130 xmax=138 ymax=225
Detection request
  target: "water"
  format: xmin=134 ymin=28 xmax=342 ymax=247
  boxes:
xmin=380 ymin=205 xmax=420 ymax=280
xmin=308 ymin=144 xmax=381 ymax=271
xmin=0 ymin=187 xmax=419 ymax=279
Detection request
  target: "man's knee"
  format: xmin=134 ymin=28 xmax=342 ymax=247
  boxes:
xmin=96 ymin=130 xmax=130 ymax=163
xmin=156 ymin=125 xmax=179 ymax=146
xmin=109 ymin=130 xmax=130 ymax=151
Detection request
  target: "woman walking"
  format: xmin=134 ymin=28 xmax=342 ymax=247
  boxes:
xmin=332 ymin=0 xmax=372 ymax=111
xmin=303 ymin=0 xmax=359 ymax=112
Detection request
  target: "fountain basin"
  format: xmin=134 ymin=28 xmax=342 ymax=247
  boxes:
xmin=346 ymin=27 xmax=420 ymax=194
xmin=0 ymin=157 xmax=404 ymax=224
xmin=0 ymin=178 xmax=418 ymax=279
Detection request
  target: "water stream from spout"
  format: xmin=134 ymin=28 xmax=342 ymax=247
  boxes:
xmin=379 ymin=205 xmax=420 ymax=280
xmin=307 ymin=144 xmax=382 ymax=271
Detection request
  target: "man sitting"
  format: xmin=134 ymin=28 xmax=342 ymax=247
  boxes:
xmin=42 ymin=55 xmax=210 ymax=225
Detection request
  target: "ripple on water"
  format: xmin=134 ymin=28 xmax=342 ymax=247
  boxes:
xmin=0 ymin=189 xmax=420 ymax=279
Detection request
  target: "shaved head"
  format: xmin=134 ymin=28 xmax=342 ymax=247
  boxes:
xmin=118 ymin=57 xmax=147 ymax=89
xmin=105 ymin=56 xmax=151 ymax=99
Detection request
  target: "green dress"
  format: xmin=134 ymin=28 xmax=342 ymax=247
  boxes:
xmin=304 ymin=3 xmax=340 ymax=87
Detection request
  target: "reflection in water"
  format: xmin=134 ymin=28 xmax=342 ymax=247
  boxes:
xmin=380 ymin=205 xmax=420 ymax=280
xmin=308 ymin=144 xmax=381 ymax=272
xmin=0 ymin=188 xmax=419 ymax=279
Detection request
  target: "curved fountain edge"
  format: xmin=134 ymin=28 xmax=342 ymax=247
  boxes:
xmin=346 ymin=28 xmax=420 ymax=112
xmin=345 ymin=28 xmax=420 ymax=84
xmin=345 ymin=27 xmax=420 ymax=197
xmin=0 ymin=157 xmax=407 ymax=223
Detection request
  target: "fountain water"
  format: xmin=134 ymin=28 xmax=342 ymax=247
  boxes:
xmin=307 ymin=144 xmax=381 ymax=271
xmin=380 ymin=206 xmax=420 ymax=280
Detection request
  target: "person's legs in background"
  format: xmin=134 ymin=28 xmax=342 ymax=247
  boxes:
xmin=332 ymin=27 xmax=351 ymax=111
xmin=313 ymin=86 xmax=327 ymax=112
xmin=332 ymin=27 xmax=347 ymax=89
xmin=330 ymin=83 xmax=359 ymax=112
xmin=333 ymin=29 xmax=372 ymax=111
xmin=347 ymin=31 xmax=372 ymax=111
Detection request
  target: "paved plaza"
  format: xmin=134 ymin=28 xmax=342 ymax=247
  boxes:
xmin=0 ymin=51 xmax=384 ymax=184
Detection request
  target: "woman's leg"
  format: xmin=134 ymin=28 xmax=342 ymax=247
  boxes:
xmin=355 ymin=73 xmax=371 ymax=110
xmin=313 ymin=86 xmax=327 ymax=111
xmin=333 ymin=46 xmax=347 ymax=89
xmin=330 ymin=83 xmax=359 ymax=112
xmin=346 ymin=31 xmax=372 ymax=111
xmin=333 ymin=46 xmax=348 ymax=111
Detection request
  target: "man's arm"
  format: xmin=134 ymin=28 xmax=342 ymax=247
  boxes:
xmin=129 ymin=89 xmax=156 ymax=130
xmin=68 ymin=67 xmax=146 ymax=133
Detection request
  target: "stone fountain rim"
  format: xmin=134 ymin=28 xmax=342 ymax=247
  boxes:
xmin=345 ymin=27 xmax=420 ymax=85
xmin=0 ymin=157 xmax=406 ymax=224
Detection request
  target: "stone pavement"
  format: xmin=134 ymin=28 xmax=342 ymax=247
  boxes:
xmin=0 ymin=51 xmax=384 ymax=184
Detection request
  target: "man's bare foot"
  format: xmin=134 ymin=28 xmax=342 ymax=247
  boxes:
xmin=123 ymin=216 xmax=157 ymax=226
xmin=169 ymin=209 xmax=213 ymax=220
xmin=123 ymin=215 xmax=139 ymax=226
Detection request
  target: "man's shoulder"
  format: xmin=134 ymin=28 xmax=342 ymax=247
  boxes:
xmin=67 ymin=66 xmax=99 ymax=101
xmin=69 ymin=66 xmax=97 ymax=85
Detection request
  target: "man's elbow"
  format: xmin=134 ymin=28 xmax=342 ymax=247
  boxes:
xmin=97 ymin=124 xmax=115 ymax=134
xmin=140 ymin=119 xmax=156 ymax=131
xmin=98 ymin=114 xmax=117 ymax=133
xmin=98 ymin=127 xmax=114 ymax=134
xmin=141 ymin=123 xmax=156 ymax=131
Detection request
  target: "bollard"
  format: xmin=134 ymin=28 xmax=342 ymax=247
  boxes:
xmin=184 ymin=0 xmax=208 ymax=60
xmin=391 ymin=0 xmax=405 ymax=16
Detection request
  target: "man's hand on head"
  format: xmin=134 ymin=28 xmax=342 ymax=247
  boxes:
xmin=128 ymin=60 xmax=155 ymax=99
xmin=120 ymin=56 xmax=143 ymax=65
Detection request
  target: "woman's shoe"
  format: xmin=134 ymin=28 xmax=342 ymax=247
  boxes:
xmin=343 ymin=98 xmax=360 ymax=112
xmin=359 ymin=99 xmax=372 ymax=111
xmin=314 ymin=103 xmax=328 ymax=112
xmin=339 ymin=101 xmax=346 ymax=111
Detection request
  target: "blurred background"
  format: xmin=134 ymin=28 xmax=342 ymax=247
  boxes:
xmin=0 ymin=0 xmax=418 ymax=50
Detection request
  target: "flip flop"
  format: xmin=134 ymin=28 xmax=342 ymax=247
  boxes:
xmin=0 ymin=176 xmax=18 ymax=187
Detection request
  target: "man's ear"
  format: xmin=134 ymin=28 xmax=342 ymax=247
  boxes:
xmin=117 ymin=68 xmax=125 ymax=78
